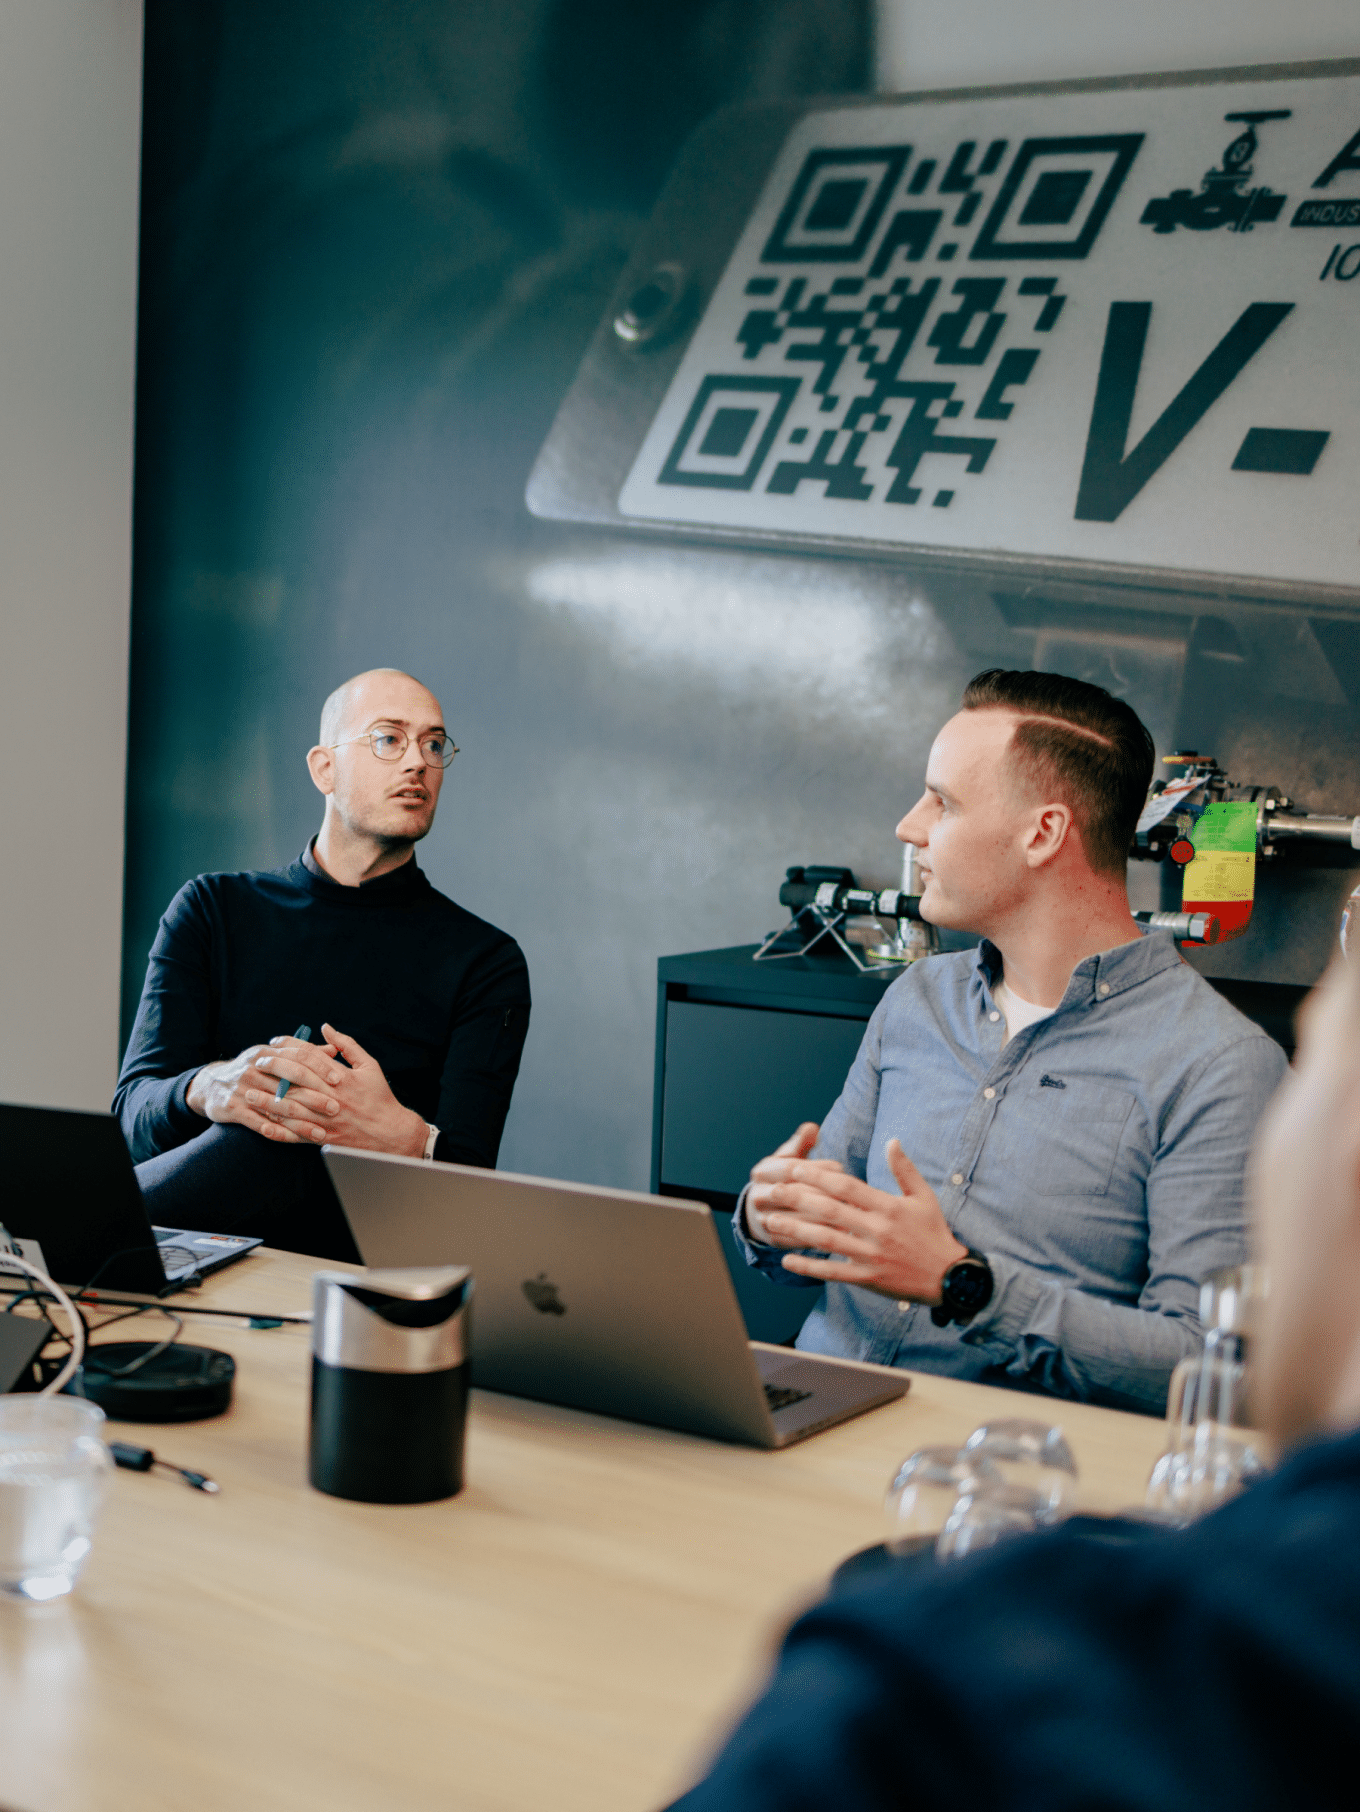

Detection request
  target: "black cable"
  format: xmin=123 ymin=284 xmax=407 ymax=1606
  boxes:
xmin=0 ymin=1281 xmax=310 ymax=1324
xmin=4 ymin=1250 xmax=210 ymax=1377
xmin=3 ymin=1284 xmax=49 ymax=1316
xmin=4 ymin=1291 xmax=123 ymax=1379
xmin=83 ymin=1305 xmax=157 ymax=1336
xmin=21 ymin=1290 xmax=94 ymax=1357
xmin=84 ymin=1308 xmax=185 ymax=1378
xmin=49 ymin=1304 xmax=156 ymax=1359
xmin=109 ymin=1441 xmax=219 ymax=1492
xmin=8 ymin=1296 xmax=184 ymax=1389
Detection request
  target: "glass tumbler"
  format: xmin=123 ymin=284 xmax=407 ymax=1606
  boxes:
xmin=0 ymin=1397 xmax=113 ymax=1601
xmin=1146 ymin=1335 xmax=1266 ymax=1517
xmin=936 ymin=1482 xmax=1040 ymax=1561
xmin=884 ymin=1445 xmax=997 ymax=1553
xmin=959 ymin=1418 xmax=1079 ymax=1524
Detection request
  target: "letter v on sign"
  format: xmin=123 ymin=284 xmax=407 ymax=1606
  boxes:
xmin=1073 ymin=302 xmax=1293 ymax=522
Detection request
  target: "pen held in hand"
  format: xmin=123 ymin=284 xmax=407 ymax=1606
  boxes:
xmin=275 ymin=1025 xmax=312 ymax=1099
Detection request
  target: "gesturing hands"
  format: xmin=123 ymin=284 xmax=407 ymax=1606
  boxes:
xmin=189 ymin=1024 xmax=428 ymax=1157
xmin=746 ymin=1123 xmax=844 ymax=1239
xmin=186 ymin=1035 xmax=339 ymax=1143
xmin=748 ymin=1127 xmax=968 ymax=1306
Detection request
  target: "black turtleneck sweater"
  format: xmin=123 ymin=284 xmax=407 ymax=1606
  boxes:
xmin=115 ymin=848 xmax=531 ymax=1168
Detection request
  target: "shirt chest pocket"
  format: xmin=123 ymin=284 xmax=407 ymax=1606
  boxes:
xmin=988 ymin=1078 xmax=1136 ymax=1198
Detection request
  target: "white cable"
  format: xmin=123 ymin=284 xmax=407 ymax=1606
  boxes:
xmin=0 ymin=1250 xmax=86 ymax=1396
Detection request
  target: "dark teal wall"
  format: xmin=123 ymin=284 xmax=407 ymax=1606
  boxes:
xmin=125 ymin=4 xmax=1360 ymax=1193
xmin=123 ymin=0 xmax=874 ymax=1187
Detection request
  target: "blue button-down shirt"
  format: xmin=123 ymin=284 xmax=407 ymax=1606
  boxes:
xmin=733 ymin=932 xmax=1287 ymax=1415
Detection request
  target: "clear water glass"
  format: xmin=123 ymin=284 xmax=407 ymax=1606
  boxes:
xmin=959 ymin=1418 xmax=1078 ymax=1524
xmin=885 ymin=1422 xmax=1079 ymax=1566
xmin=936 ymin=1482 xmax=1039 ymax=1561
xmin=1146 ymin=1337 xmax=1266 ymax=1517
xmin=884 ymin=1445 xmax=996 ymax=1551
xmin=0 ymin=1397 xmax=113 ymax=1601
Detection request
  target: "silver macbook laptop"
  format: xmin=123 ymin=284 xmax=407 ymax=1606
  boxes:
xmin=321 ymin=1148 xmax=908 ymax=1448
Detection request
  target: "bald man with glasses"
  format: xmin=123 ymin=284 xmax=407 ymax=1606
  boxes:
xmin=115 ymin=668 xmax=531 ymax=1260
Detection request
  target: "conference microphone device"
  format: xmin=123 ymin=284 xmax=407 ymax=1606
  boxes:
xmin=72 ymin=1342 xmax=236 ymax=1423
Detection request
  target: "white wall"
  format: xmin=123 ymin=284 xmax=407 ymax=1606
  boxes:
xmin=0 ymin=3 xmax=143 ymax=1110
xmin=877 ymin=0 xmax=1360 ymax=92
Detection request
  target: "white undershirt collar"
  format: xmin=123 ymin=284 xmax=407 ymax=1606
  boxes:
xmin=992 ymin=977 xmax=1056 ymax=1044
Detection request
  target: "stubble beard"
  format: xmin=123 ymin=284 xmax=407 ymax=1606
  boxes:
xmin=336 ymin=795 xmax=436 ymax=848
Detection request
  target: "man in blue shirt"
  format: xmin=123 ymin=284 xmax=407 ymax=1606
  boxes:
xmin=669 ymin=947 xmax=1360 ymax=1812
xmin=736 ymin=671 xmax=1285 ymax=1414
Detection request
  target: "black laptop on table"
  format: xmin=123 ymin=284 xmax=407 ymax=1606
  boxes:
xmin=322 ymin=1147 xmax=909 ymax=1449
xmin=0 ymin=1104 xmax=261 ymax=1294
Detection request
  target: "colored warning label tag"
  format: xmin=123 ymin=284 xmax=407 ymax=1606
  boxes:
xmin=1182 ymin=801 xmax=1257 ymax=904
xmin=1187 ymin=801 xmax=1257 ymax=853
xmin=1182 ymin=850 xmax=1255 ymax=903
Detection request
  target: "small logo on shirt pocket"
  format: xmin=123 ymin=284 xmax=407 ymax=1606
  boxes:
xmin=1040 ymin=1074 xmax=1067 ymax=1089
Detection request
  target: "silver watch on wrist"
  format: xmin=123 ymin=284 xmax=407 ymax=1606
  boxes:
xmin=422 ymin=1122 xmax=440 ymax=1162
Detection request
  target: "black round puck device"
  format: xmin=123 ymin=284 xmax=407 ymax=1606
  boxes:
xmin=72 ymin=1343 xmax=236 ymax=1422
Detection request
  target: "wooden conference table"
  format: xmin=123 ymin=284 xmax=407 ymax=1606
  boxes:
xmin=0 ymin=1249 xmax=1170 ymax=1812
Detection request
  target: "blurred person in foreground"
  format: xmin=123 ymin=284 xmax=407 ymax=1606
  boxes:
xmin=669 ymin=950 xmax=1360 ymax=1810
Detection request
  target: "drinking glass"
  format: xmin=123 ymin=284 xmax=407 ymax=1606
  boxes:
xmin=959 ymin=1418 xmax=1078 ymax=1524
xmin=0 ymin=1397 xmax=113 ymax=1600
xmin=935 ymin=1482 xmax=1039 ymax=1561
xmin=883 ymin=1445 xmax=996 ymax=1552
xmin=1199 ymin=1264 xmax=1269 ymax=1345
xmin=1146 ymin=1335 xmax=1266 ymax=1517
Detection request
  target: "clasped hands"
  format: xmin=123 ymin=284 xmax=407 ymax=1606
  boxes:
xmin=748 ymin=1123 xmax=968 ymax=1306
xmin=186 ymin=1023 xmax=427 ymax=1157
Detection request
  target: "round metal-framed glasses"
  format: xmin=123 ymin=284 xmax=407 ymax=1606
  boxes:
xmin=329 ymin=729 xmax=459 ymax=769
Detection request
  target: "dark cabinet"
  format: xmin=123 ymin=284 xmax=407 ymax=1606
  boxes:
xmin=652 ymin=945 xmax=897 ymax=1343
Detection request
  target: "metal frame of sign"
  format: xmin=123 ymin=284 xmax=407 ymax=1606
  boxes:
xmin=527 ymin=59 xmax=1360 ymax=616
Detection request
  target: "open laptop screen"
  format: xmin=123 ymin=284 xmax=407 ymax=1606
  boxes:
xmin=0 ymin=1104 xmax=167 ymax=1291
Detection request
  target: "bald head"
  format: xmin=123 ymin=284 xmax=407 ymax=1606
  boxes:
xmin=306 ymin=668 xmax=449 ymax=873
xmin=320 ymin=669 xmax=439 ymax=748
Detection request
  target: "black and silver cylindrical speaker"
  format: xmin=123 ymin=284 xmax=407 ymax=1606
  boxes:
xmin=309 ymin=1264 xmax=473 ymax=1504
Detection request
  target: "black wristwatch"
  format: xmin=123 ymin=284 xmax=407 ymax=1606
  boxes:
xmin=930 ymin=1250 xmax=994 ymax=1326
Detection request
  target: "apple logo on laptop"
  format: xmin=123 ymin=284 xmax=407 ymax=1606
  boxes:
xmin=522 ymin=1273 xmax=566 ymax=1316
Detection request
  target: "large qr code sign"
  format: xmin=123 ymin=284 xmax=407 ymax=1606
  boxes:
xmin=617 ymin=78 xmax=1360 ymax=593
xmin=971 ymin=136 xmax=1143 ymax=258
xmin=762 ymin=147 xmax=911 ymax=262
xmin=654 ymin=130 xmax=1139 ymax=518
xmin=658 ymin=376 xmax=800 ymax=490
